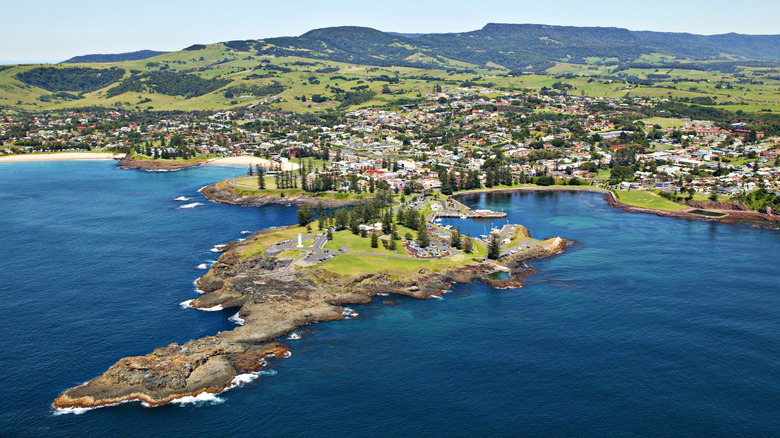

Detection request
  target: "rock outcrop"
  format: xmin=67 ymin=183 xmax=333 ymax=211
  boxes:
xmin=53 ymin=339 xmax=288 ymax=409
xmin=117 ymin=156 xmax=208 ymax=171
xmin=54 ymin=227 xmax=568 ymax=410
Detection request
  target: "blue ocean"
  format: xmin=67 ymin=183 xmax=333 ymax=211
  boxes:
xmin=0 ymin=161 xmax=778 ymax=437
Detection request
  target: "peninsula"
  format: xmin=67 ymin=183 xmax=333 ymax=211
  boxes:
xmin=53 ymin=198 xmax=567 ymax=410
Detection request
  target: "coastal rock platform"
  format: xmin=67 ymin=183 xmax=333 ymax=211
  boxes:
xmin=53 ymin=227 xmax=567 ymax=410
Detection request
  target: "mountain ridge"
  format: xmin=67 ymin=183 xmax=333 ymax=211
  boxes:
xmin=62 ymin=50 xmax=167 ymax=64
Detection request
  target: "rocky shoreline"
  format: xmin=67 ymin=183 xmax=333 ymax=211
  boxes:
xmin=117 ymin=156 xmax=210 ymax=172
xmin=200 ymin=182 xmax=364 ymax=208
xmin=53 ymin=228 xmax=567 ymax=410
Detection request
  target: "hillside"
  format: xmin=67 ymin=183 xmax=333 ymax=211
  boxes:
xmin=1 ymin=23 xmax=780 ymax=114
xmin=260 ymin=23 xmax=780 ymax=71
xmin=62 ymin=50 xmax=167 ymax=64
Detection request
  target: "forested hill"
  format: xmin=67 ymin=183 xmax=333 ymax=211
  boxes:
xmin=257 ymin=23 xmax=780 ymax=71
xmin=62 ymin=50 xmax=167 ymax=64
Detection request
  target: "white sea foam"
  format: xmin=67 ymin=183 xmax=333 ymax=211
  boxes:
xmin=240 ymin=230 xmax=252 ymax=235
xmin=342 ymin=308 xmax=358 ymax=318
xmin=168 ymin=392 xmax=225 ymax=406
xmin=177 ymin=202 xmax=203 ymax=209
xmin=174 ymin=196 xmax=190 ymax=201
xmin=229 ymin=312 xmax=245 ymax=325
xmin=179 ymin=299 xmax=194 ymax=309
xmin=196 ymin=263 xmax=208 ymax=270
xmin=378 ymin=293 xmax=389 ymax=296
xmin=287 ymin=332 xmax=301 ymax=340
xmin=210 ymin=244 xmax=226 ymax=252
xmin=53 ymin=406 xmax=93 ymax=415
xmin=192 ymin=280 xmax=206 ymax=294
xmin=430 ymin=295 xmax=444 ymax=300
xmin=230 ymin=373 xmax=261 ymax=387
xmin=228 ymin=369 xmax=278 ymax=389
xmin=198 ymin=185 xmax=209 ymax=192
xmin=53 ymin=400 xmax=131 ymax=415
xmin=197 ymin=304 xmax=223 ymax=312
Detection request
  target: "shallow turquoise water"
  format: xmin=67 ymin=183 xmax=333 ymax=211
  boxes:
xmin=1 ymin=162 xmax=778 ymax=437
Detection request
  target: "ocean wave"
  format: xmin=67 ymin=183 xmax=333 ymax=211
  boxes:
xmin=192 ymin=280 xmax=206 ymax=294
xmin=177 ymin=202 xmax=203 ymax=209
xmin=287 ymin=332 xmax=301 ymax=340
xmin=198 ymin=304 xmax=223 ymax=312
xmin=196 ymin=263 xmax=208 ymax=270
xmin=210 ymin=244 xmax=226 ymax=252
xmin=430 ymin=295 xmax=444 ymax=300
xmin=174 ymin=196 xmax=190 ymax=201
xmin=53 ymin=400 xmax=131 ymax=415
xmin=229 ymin=312 xmax=245 ymax=325
xmin=198 ymin=185 xmax=209 ymax=192
xmin=179 ymin=299 xmax=194 ymax=309
xmin=167 ymin=392 xmax=225 ymax=406
xmin=53 ymin=407 xmax=92 ymax=415
xmin=240 ymin=230 xmax=252 ymax=235
xmin=228 ymin=369 xmax=278 ymax=389
xmin=342 ymin=308 xmax=358 ymax=318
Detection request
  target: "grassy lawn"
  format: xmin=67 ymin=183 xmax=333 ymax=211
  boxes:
xmin=289 ymin=157 xmax=328 ymax=168
xmin=595 ymin=169 xmax=611 ymax=179
xmin=615 ymin=190 xmax=688 ymax=211
xmin=508 ymin=225 xmax=535 ymax=246
xmin=276 ymin=250 xmax=305 ymax=258
xmin=237 ymin=226 xmax=303 ymax=258
xmin=323 ymin=230 xmax=411 ymax=257
xmin=640 ymin=117 xmax=689 ymax=129
xmin=317 ymin=248 xmax=484 ymax=278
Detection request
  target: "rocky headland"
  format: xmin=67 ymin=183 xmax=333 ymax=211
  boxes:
xmin=53 ymin=227 xmax=567 ymax=410
xmin=117 ymin=156 xmax=210 ymax=171
xmin=200 ymin=182 xmax=364 ymax=208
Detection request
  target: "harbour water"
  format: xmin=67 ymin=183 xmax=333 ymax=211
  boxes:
xmin=0 ymin=161 xmax=778 ymax=436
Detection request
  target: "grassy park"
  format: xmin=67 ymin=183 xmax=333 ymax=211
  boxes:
xmin=614 ymin=190 xmax=689 ymax=211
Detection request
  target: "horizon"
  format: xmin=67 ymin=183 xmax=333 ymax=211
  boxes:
xmin=2 ymin=0 xmax=779 ymax=63
xmin=3 ymin=22 xmax=780 ymax=66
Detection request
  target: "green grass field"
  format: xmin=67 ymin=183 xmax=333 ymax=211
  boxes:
xmin=3 ymin=45 xmax=779 ymax=114
xmin=323 ymin=230 xmax=412 ymax=257
xmin=237 ymin=226 xmax=303 ymax=258
xmin=615 ymin=190 xmax=688 ymax=211
xmin=317 ymin=246 xmax=484 ymax=278
xmin=639 ymin=117 xmax=689 ymax=129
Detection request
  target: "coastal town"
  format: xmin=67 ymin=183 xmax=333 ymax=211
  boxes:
xmin=2 ymin=86 xmax=779 ymax=216
xmin=5 ymin=6 xmax=780 ymax=433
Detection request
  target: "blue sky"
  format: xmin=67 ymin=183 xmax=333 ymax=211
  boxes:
xmin=2 ymin=0 xmax=779 ymax=63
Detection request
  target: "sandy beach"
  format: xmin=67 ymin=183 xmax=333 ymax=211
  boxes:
xmin=0 ymin=152 xmax=126 ymax=162
xmin=210 ymin=156 xmax=300 ymax=171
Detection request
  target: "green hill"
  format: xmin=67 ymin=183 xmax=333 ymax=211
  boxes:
xmin=62 ymin=50 xmax=167 ymax=64
xmin=2 ymin=23 xmax=780 ymax=114
xmin=260 ymin=23 xmax=780 ymax=72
